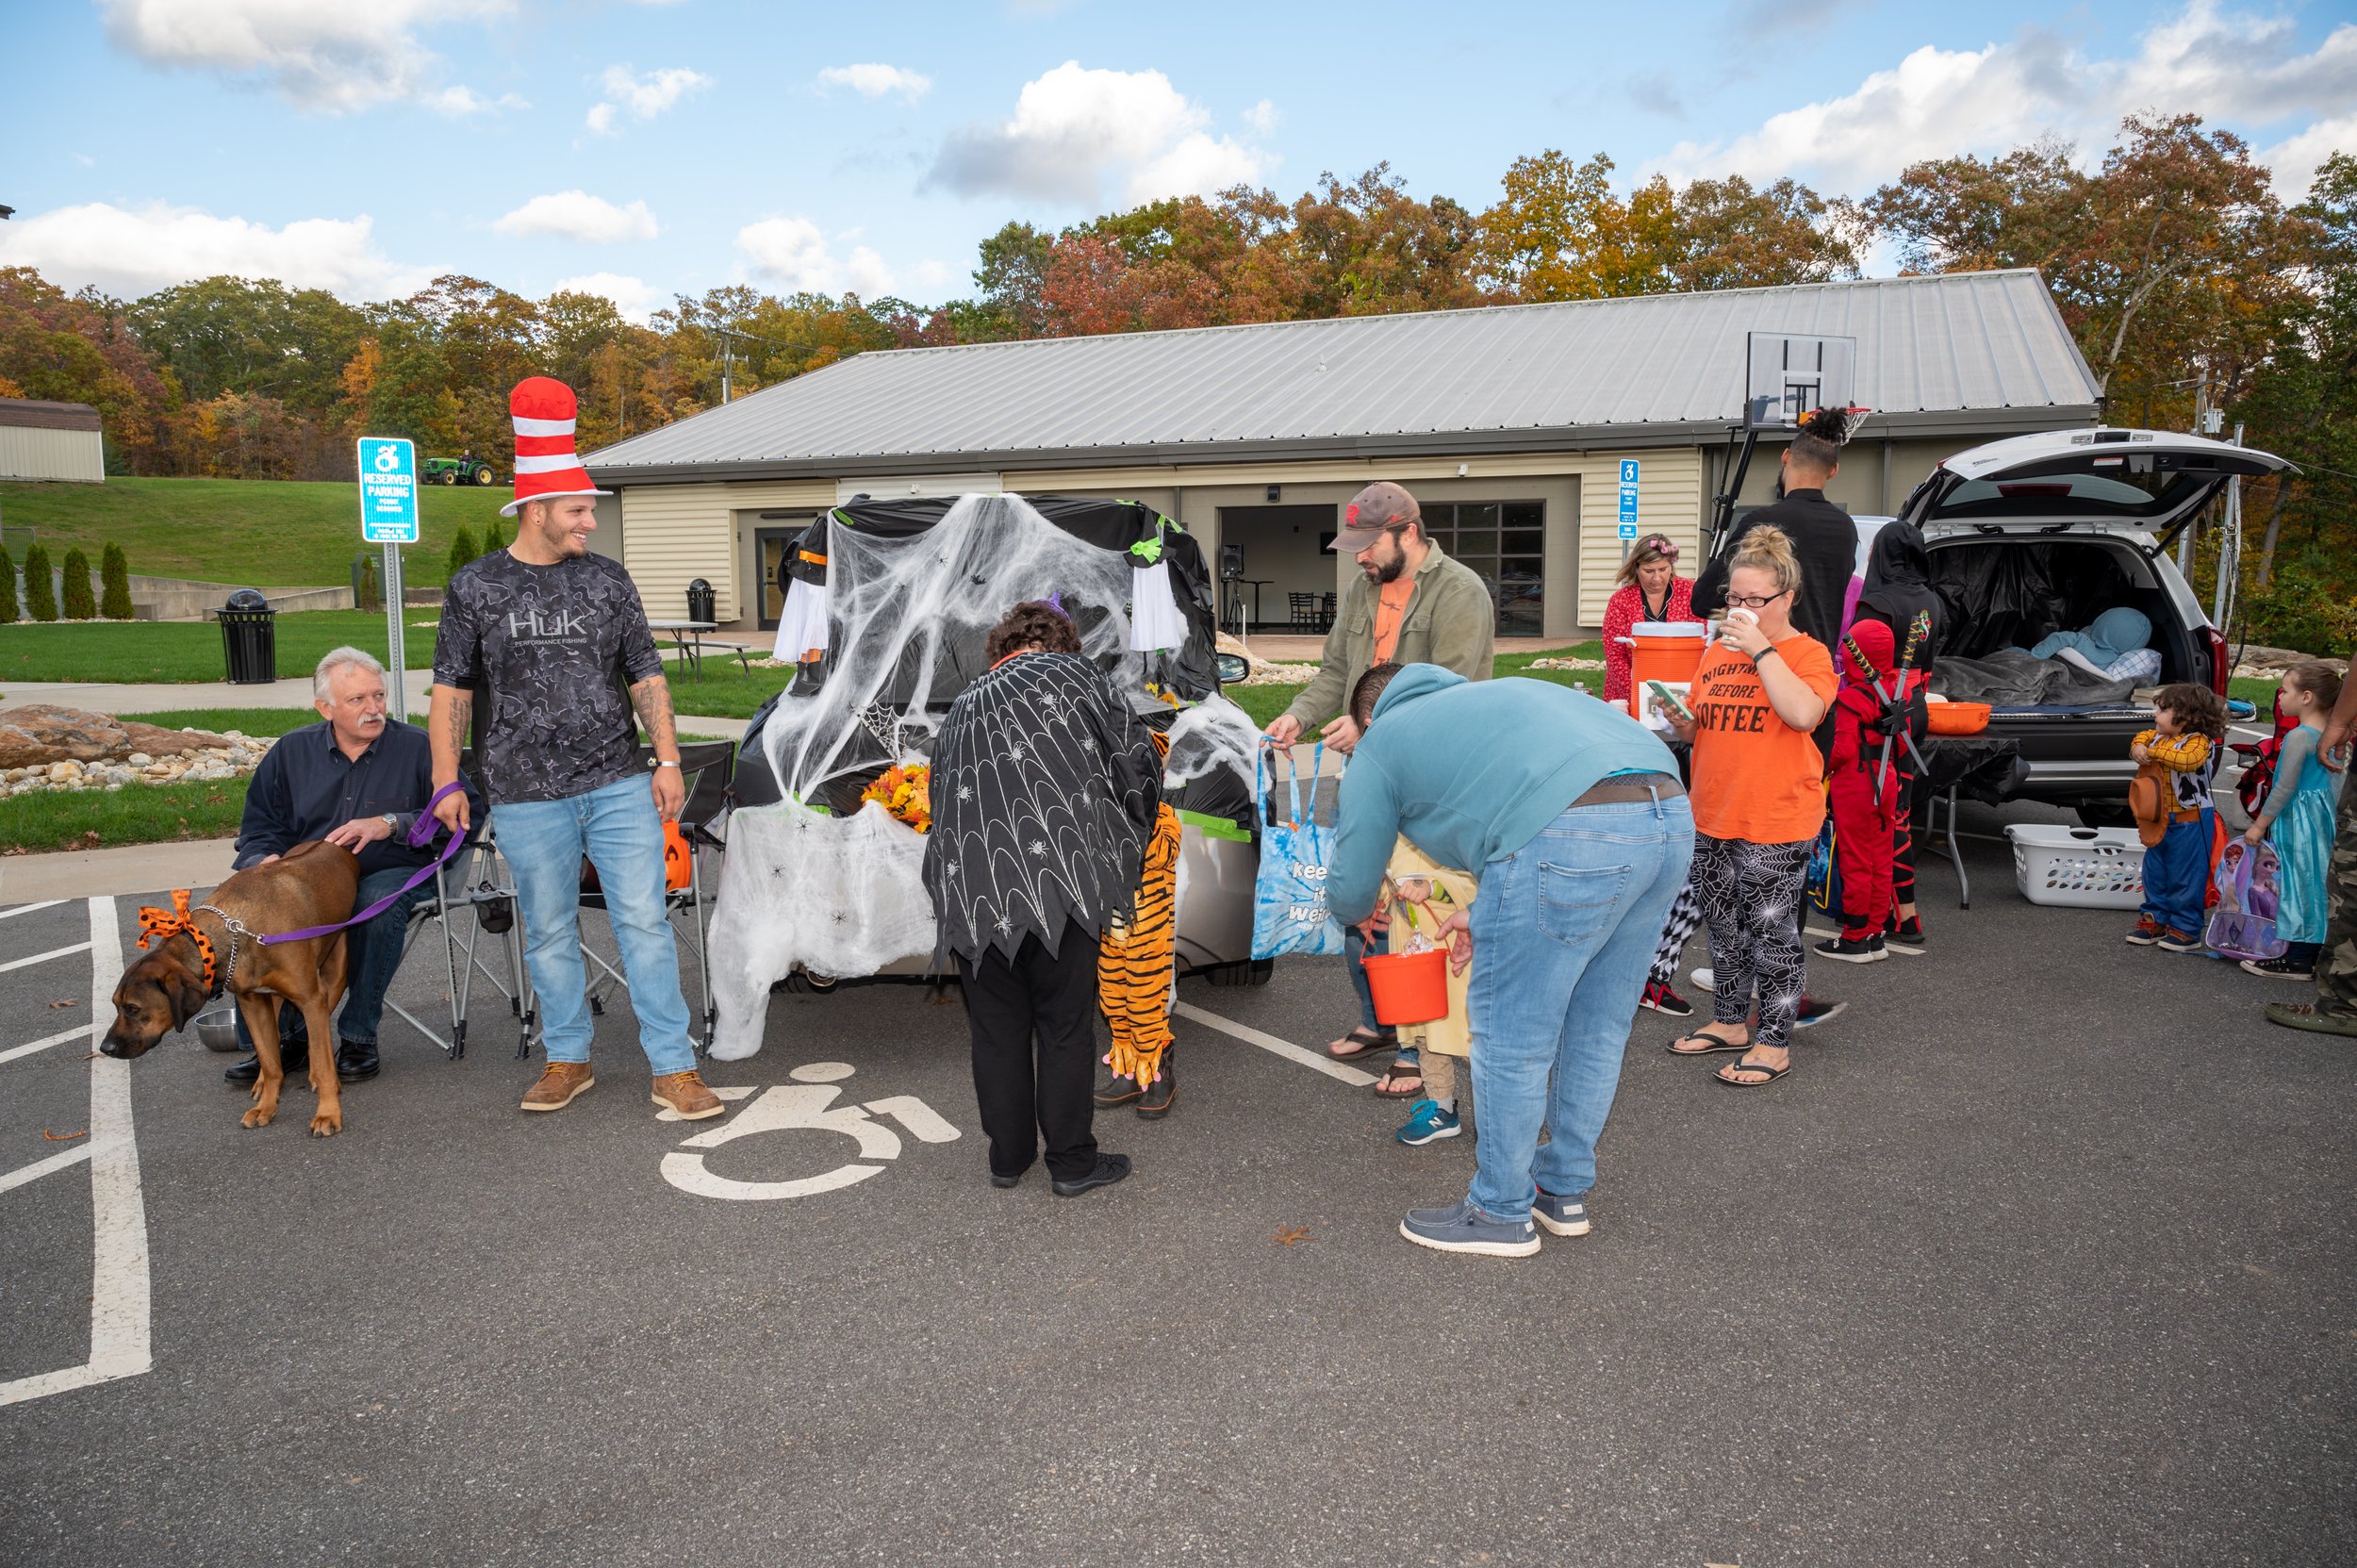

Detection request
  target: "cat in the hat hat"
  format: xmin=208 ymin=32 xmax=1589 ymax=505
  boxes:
xmin=503 ymin=375 xmax=612 ymax=525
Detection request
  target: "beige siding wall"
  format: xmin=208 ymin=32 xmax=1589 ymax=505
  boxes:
xmin=1573 ymin=450 xmax=1706 ymax=625
xmin=618 ymin=479 xmax=832 ymax=623
xmin=0 ymin=427 xmax=104 ymax=483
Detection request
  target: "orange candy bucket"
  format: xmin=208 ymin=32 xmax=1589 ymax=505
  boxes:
xmin=1362 ymin=947 xmax=1451 ymax=1026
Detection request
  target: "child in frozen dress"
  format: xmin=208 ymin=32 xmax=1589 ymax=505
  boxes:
xmin=1385 ymin=839 xmax=1478 ymax=1147
xmin=2240 ymin=662 xmax=2347 ymax=979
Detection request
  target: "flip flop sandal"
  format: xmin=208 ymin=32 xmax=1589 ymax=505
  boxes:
xmin=1373 ymin=1058 xmax=1426 ymax=1098
xmin=1667 ymin=1032 xmax=1751 ymax=1056
xmin=2263 ymin=1001 xmax=2357 ymax=1037
xmin=1716 ymin=1057 xmax=1792 ymax=1087
xmin=1326 ymin=1027 xmax=1398 ymax=1062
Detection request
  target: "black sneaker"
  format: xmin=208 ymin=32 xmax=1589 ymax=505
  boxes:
xmin=1051 ymin=1153 xmax=1132 ymax=1197
xmin=1813 ymin=933 xmax=1887 ymax=965
xmin=1640 ymin=980 xmax=1694 ymax=1017
xmin=2240 ymin=954 xmax=2316 ymax=980
xmin=1883 ymin=919 xmax=1926 ymax=956
xmin=1136 ymin=1053 xmax=1176 ymax=1120
xmin=1791 ymin=996 xmax=1846 ymax=1030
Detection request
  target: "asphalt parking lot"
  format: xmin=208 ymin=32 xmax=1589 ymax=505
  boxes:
xmin=2 ymin=801 xmax=2352 ymax=1567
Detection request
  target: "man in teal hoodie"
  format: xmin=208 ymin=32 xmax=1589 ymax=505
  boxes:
xmin=1330 ymin=662 xmax=1694 ymax=1257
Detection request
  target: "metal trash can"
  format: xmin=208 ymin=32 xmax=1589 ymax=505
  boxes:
xmin=685 ymin=577 xmax=716 ymax=623
xmin=218 ymin=587 xmax=277 ymax=685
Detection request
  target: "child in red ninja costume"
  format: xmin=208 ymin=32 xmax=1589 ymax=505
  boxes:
xmin=1816 ymin=618 xmax=1927 ymax=964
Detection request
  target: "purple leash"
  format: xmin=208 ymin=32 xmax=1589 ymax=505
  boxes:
xmin=257 ymin=781 xmax=470 ymax=945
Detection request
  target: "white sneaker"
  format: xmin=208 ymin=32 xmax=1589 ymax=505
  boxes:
xmin=1690 ymin=967 xmax=1715 ymax=993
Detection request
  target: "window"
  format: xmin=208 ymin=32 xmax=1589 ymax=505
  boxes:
xmin=1420 ymin=500 xmax=1543 ymax=635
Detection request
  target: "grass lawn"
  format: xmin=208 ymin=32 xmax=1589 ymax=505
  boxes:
xmin=0 ymin=476 xmax=509 ymax=590
xmin=0 ymin=777 xmax=247 ymax=855
xmin=0 ymin=609 xmax=443 ymax=684
xmin=1224 ymin=642 xmax=1607 ymax=729
xmin=117 ymin=708 xmax=321 ymax=736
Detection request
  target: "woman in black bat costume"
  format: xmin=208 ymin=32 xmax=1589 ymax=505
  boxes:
xmin=922 ymin=600 xmax=1162 ymax=1197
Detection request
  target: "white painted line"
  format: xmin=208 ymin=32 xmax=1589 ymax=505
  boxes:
xmin=0 ymin=1026 xmax=91 ymax=1067
xmin=0 ymin=897 xmax=152 ymax=1409
xmin=0 ymin=1140 xmax=95 ymax=1196
xmin=0 ymin=941 xmax=92 ymax=975
xmin=0 ymin=900 xmax=66 ymax=921
xmin=1174 ymin=1001 xmax=1381 ymax=1086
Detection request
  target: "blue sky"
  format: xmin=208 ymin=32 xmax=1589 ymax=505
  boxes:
xmin=3 ymin=0 xmax=2351 ymax=317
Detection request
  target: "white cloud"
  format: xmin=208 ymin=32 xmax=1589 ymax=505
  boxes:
xmin=550 ymin=272 xmax=662 ymax=322
xmin=0 ymin=201 xmax=437 ymax=300
xmin=2265 ymin=113 xmax=2357 ymax=198
xmin=1650 ymin=1 xmax=2357 ymax=197
xmin=906 ymin=258 xmax=959 ymax=292
xmin=735 ymin=216 xmax=895 ymax=297
xmin=493 ymin=190 xmax=659 ymax=243
xmin=585 ymin=62 xmax=710 ymax=134
xmin=928 ymin=60 xmax=1271 ymax=206
xmin=98 ymin=0 xmax=519 ymax=115
xmin=1243 ymin=98 xmax=1279 ymax=137
xmin=816 ymin=63 xmax=932 ymax=101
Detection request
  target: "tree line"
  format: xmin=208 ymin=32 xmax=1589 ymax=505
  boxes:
xmin=0 ymin=112 xmax=2349 ymax=645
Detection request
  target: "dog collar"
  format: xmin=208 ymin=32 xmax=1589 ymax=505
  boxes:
xmin=136 ymin=889 xmax=222 ymax=996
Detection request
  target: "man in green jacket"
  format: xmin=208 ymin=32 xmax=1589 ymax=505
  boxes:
xmin=1261 ymin=481 xmax=1496 ymax=1090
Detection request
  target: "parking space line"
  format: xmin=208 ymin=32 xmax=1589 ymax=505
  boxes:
xmin=0 ymin=942 xmax=93 ymax=974
xmin=0 ymin=1026 xmax=92 ymax=1067
xmin=0 ymin=897 xmax=152 ymax=1410
xmin=0 ymin=1141 xmax=96 ymax=1197
xmin=1174 ymin=1001 xmax=1381 ymax=1086
xmin=0 ymin=900 xmax=66 ymax=921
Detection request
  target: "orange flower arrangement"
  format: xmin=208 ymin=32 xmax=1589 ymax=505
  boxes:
xmin=862 ymin=763 xmax=931 ymax=834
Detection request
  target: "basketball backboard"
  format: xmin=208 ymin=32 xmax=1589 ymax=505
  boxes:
xmin=1745 ymin=333 xmax=1856 ymax=429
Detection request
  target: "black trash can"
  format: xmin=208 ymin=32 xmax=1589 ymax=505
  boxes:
xmin=218 ymin=588 xmax=277 ymax=685
xmin=685 ymin=577 xmax=716 ymax=624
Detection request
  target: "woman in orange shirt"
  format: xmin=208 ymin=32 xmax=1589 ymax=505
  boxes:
xmin=1659 ymin=525 xmax=1836 ymax=1087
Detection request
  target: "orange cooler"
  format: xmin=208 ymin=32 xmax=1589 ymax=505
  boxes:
xmin=1627 ymin=621 xmax=1706 ymax=718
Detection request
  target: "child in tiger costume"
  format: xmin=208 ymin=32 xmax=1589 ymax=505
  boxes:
xmin=1098 ymin=729 xmax=1183 ymax=1115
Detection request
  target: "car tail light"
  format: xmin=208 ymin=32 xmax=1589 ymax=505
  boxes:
xmin=2208 ymin=626 xmax=2230 ymax=695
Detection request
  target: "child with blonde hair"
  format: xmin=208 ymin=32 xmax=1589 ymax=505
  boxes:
xmin=2241 ymin=663 xmax=2347 ymax=978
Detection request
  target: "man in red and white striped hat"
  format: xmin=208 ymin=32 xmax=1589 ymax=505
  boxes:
xmin=425 ymin=377 xmax=723 ymax=1121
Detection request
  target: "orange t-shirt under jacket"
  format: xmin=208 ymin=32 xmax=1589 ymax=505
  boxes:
xmin=1686 ymin=630 xmax=1838 ymax=845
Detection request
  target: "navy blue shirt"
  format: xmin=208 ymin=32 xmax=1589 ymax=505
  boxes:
xmin=233 ymin=719 xmax=482 ymax=874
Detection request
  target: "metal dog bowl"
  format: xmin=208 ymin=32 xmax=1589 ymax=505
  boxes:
xmin=193 ymin=1006 xmax=240 ymax=1052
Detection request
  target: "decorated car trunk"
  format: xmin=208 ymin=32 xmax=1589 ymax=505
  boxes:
xmin=709 ymin=493 xmax=1265 ymax=1059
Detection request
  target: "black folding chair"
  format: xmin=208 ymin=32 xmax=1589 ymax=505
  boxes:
xmin=575 ymin=739 xmax=737 ymax=1054
xmin=382 ymin=749 xmax=532 ymax=1061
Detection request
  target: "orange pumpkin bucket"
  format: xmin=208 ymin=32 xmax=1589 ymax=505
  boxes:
xmin=1362 ymin=948 xmax=1451 ymax=1026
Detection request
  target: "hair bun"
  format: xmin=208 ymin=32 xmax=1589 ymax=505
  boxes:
xmin=1799 ymin=406 xmax=1867 ymax=445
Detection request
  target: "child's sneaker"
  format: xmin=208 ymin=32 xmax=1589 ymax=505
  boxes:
xmin=1813 ymin=933 xmax=1887 ymax=965
xmin=2156 ymin=929 xmax=2204 ymax=953
xmin=1883 ymin=917 xmax=1926 ymax=955
xmin=1690 ymin=966 xmax=1716 ymax=993
xmin=2125 ymin=916 xmax=2167 ymax=946
xmin=1640 ymin=980 xmax=1694 ymax=1017
xmin=1394 ymin=1098 xmax=1461 ymax=1146
xmin=2241 ymin=954 xmax=2316 ymax=980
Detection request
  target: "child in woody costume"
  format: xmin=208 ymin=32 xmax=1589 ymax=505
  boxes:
xmin=1385 ymin=839 xmax=1477 ymax=1146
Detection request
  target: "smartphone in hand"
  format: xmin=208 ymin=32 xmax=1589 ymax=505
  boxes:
xmin=1646 ymin=681 xmax=1695 ymax=723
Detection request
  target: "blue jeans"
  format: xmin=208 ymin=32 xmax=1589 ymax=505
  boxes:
xmin=1464 ymin=795 xmax=1695 ymax=1221
xmin=2141 ymin=811 xmax=2212 ymax=937
xmin=235 ymin=866 xmax=430 ymax=1049
xmin=494 ymin=774 xmax=696 ymax=1074
xmin=1343 ymin=922 xmax=1383 ymax=1034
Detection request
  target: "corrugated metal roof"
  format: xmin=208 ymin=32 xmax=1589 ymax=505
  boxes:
xmin=585 ymin=271 xmax=2100 ymax=481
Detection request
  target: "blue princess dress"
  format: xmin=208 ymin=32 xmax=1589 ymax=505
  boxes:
xmin=2266 ymin=725 xmax=2345 ymax=945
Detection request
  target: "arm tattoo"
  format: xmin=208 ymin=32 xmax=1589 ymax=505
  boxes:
xmin=629 ymin=675 xmax=678 ymax=752
xmin=437 ymin=688 xmax=472 ymax=765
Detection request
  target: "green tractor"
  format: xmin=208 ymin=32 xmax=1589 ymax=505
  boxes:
xmin=421 ymin=454 xmax=500 ymax=487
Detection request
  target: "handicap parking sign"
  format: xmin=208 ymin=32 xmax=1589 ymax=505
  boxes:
xmin=356 ymin=437 xmax=420 ymax=546
xmin=1618 ymin=484 xmax=1639 ymax=523
xmin=1619 ymin=522 xmax=1640 ymax=540
xmin=1620 ymin=459 xmax=1640 ymax=486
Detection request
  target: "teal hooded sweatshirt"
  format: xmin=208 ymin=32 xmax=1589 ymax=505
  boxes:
xmin=1327 ymin=664 xmax=1678 ymax=925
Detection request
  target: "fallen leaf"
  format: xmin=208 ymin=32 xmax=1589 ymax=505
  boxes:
xmin=43 ymin=1129 xmax=88 ymax=1141
xmin=48 ymin=998 xmax=77 ymax=1009
xmin=1274 ymin=1227 xmax=1310 ymax=1246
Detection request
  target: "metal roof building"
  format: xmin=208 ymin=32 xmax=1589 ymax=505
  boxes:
xmin=584 ymin=270 xmax=2100 ymax=639
xmin=0 ymin=399 xmax=105 ymax=484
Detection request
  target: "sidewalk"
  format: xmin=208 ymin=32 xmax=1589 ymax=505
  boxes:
xmin=2 ymin=836 xmax=233 ymax=903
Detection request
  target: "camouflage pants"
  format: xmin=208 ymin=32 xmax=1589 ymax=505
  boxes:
xmin=2318 ymin=782 xmax=2357 ymax=1016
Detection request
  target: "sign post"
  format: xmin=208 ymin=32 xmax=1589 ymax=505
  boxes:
xmin=1618 ymin=457 xmax=1640 ymax=545
xmin=356 ymin=437 xmax=420 ymax=722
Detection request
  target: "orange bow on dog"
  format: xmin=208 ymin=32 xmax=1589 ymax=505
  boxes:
xmin=137 ymin=889 xmax=217 ymax=993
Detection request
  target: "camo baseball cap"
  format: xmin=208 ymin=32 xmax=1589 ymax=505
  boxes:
xmin=1330 ymin=481 xmax=1421 ymax=552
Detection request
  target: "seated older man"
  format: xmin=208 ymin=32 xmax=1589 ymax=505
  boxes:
xmin=223 ymin=647 xmax=484 ymax=1086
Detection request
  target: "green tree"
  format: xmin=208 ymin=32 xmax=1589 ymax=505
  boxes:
xmin=448 ymin=527 xmax=479 ymax=580
xmin=100 ymin=541 xmax=133 ymax=619
xmin=59 ymin=548 xmax=95 ymax=619
xmin=23 ymin=544 xmax=56 ymax=621
xmin=0 ymin=545 xmax=17 ymax=623
xmin=482 ymin=517 xmax=507 ymax=554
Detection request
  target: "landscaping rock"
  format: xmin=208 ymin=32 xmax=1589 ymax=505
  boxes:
xmin=0 ymin=703 xmax=273 ymax=798
xmin=118 ymin=719 xmax=231 ymax=755
xmin=0 ymin=704 xmax=129 ymax=767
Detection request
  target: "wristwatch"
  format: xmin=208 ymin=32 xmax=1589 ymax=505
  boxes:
xmin=653 ymin=759 xmax=681 ymax=769
xmin=379 ymin=813 xmax=400 ymax=834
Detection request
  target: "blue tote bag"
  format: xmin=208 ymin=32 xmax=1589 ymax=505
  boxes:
xmin=1251 ymin=741 xmax=1346 ymax=961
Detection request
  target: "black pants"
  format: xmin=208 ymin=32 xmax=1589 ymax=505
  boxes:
xmin=954 ymin=928 xmax=1100 ymax=1182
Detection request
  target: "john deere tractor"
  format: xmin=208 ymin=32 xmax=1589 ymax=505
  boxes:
xmin=422 ymin=454 xmax=499 ymax=487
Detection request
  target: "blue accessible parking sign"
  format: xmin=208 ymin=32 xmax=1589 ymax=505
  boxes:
xmin=357 ymin=437 xmax=420 ymax=545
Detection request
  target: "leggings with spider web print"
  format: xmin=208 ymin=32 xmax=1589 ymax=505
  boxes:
xmin=1691 ymin=832 xmax=1814 ymax=1050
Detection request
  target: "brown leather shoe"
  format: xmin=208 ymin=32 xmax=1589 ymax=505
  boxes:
xmin=520 ymin=1061 xmax=595 ymax=1113
xmin=651 ymin=1068 xmax=725 ymax=1120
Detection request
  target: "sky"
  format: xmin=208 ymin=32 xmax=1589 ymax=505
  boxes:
xmin=1 ymin=0 xmax=2352 ymax=321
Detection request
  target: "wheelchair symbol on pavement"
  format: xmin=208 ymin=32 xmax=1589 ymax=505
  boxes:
xmin=657 ymin=1061 xmax=961 ymax=1200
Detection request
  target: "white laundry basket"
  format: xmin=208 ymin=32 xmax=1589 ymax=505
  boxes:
xmin=2005 ymin=823 xmax=2147 ymax=909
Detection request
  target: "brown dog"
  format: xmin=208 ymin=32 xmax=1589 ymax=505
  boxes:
xmin=103 ymin=841 xmax=362 ymax=1137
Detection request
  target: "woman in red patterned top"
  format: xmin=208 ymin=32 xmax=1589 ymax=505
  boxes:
xmin=1600 ymin=534 xmax=1700 ymax=702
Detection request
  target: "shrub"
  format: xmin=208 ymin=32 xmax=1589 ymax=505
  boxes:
xmin=483 ymin=518 xmax=506 ymax=555
xmin=2237 ymin=566 xmax=2357 ymax=659
xmin=448 ymin=526 xmax=479 ymax=580
xmin=23 ymin=544 xmax=56 ymax=621
xmin=61 ymin=549 xmax=96 ymax=620
xmin=100 ymin=542 xmax=134 ymax=619
xmin=0 ymin=546 xmax=16 ymax=624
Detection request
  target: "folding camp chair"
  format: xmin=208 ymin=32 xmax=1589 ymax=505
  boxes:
xmin=381 ymin=749 xmax=534 ymax=1061
xmin=574 ymin=739 xmax=737 ymax=1055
